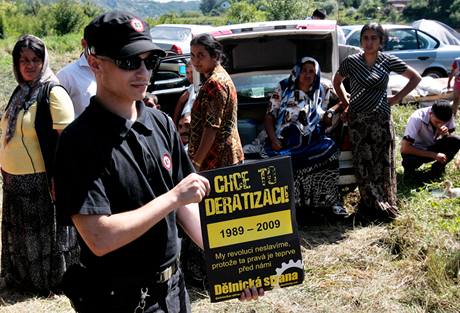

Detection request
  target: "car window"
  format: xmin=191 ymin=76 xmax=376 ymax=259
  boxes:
xmin=150 ymin=27 xmax=191 ymax=41
xmin=232 ymin=73 xmax=288 ymax=98
xmin=416 ymin=30 xmax=438 ymax=49
xmin=385 ymin=29 xmax=418 ymax=51
xmin=347 ymin=30 xmax=361 ymax=47
xmin=342 ymin=28 xmax=353 ymax=37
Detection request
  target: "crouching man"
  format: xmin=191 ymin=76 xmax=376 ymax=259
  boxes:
xmin=55 ymin=11 xmax=262 ymax=312
xmin=401 ymin=102 xmax=460 ymax=178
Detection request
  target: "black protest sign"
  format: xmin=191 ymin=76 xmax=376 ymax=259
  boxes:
xmin=198 ymin=156 xmax=304 ymax=302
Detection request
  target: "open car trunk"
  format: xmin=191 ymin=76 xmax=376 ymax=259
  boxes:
xmin=218 ymin=31 xmax=337 ymax=146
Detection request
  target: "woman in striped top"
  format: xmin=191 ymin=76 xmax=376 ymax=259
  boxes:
xmin=333 ymin=22 xmax=421 ymax=220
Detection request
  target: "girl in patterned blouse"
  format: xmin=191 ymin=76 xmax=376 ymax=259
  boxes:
xmin=333 ymin=22 xmax=421 ymax=220
xmin=188 ymin=33 xmax=244 ymax=171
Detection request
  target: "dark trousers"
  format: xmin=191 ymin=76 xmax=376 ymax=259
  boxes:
xmin=63 ymin=266 xmax=190 ymax=313
xmin=402 ymin=135 xmax=460 ymax=173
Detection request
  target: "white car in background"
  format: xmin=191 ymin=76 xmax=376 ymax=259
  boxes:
xmin=342 ymin=24 xmax=460 ymax=78
xmin=150 ymin=24 xmax=215 ymax=54
xmin=150 ymin=24 xmax=214 ymax=79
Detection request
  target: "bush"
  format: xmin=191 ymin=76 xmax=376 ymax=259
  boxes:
xmin=51 ymin=0 xmax=86 ymax=36
xmin=45 ymin=32 xmax=82 ymax=53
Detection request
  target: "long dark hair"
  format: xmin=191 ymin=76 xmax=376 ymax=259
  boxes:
xmin=190 ymin=33 xmax=224 ymax=63
xmin=360 ymin=22 xmax=386 ymax=50
xmin=12 ymin=35 xmax=45 ymax=78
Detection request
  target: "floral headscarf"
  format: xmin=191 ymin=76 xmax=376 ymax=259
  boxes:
xmin=4 ymin=35 xmax=58 ymax=144
xmin=274 ymin=56 xmax=324 ymax=142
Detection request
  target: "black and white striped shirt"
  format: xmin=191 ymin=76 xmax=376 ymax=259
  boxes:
xmin=339 ymin=52 xmax=407 ymax=115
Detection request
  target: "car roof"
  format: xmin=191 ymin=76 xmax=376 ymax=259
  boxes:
xmin=341 ymin=25 xmax=362 ymax=30
xmin=210 ymin=19 xmax=338 ymax=39
xmin=151 ymin=24 xmax=214 ymax=32
xmin=342 ymin=24 xmax=413 ymax=30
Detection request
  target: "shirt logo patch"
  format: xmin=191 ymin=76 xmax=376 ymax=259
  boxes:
xmin=162 ymin=153 xmax=172 ymax=171
xmin=131 ymin=18 xmax=144 ymax=32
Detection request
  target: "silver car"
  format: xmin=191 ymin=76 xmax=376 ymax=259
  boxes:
xmin=150 ymin=24 xmax=214 ymax=54
xmin=342 ymin=24 xmax=460 ymax=78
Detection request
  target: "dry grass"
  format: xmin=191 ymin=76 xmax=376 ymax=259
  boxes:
xmin=0 ymin=40 xmax=459 ymax=313
xmin=189 ymin=224 xmax=458 ymax=313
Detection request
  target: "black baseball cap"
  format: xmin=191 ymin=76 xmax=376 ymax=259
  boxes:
xmin=84 ymin=11 xmax=165 ymax=59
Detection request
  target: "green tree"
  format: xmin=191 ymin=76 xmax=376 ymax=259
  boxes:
xmin=403 ymin=0 xmax=460 ymax=28
xmin=342 ymin=0 xmax=363 ymax=7
xmin=358 ymin=0 xmax=385 ymax=21
xmin=450 ymin=0 xmax=460 ymax=28
xmin=264 ymin=0 xmax=308 ymax=21
xmin=200 ymin=0 xmax=218 ymax=15
xmin=21 ymin=0 xmax=41 ymax=16
xmin=80 ymin=0 xmax=102 ymax=20
xmin=51 ymin=0 xmax=86 ymax=35
xmin=225 ymin=0 xmax=266 ymax=23
xmin=34 ymin=5 xmax=55 ymax=37
xmin=158 ymin=12 xmax=179 ymax=24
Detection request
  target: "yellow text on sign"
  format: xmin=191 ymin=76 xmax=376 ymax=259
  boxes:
xmin=207 ymin=210 xmax=293 ymax=249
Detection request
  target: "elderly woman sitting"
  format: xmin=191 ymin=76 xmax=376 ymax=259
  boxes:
xmin=264 ymin=56 xmax=346 ymax=222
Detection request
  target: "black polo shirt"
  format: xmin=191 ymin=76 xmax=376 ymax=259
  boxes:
xmin=55 ymin=97 xmax=194 ymax=279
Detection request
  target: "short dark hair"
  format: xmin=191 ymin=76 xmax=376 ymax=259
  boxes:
xmin=312 ymin=9 xmax=326 ymax=19
xmin=360 ymin=22 xmax=386 ymax=48
xmin=13 ymin=35 xmax=45 ymax=73
xmin=431 ymin=102 xmax=453 ymax=122
xmin=190 ymin=33 xmax=224 ymax=63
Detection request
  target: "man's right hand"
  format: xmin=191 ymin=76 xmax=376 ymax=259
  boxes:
xmin=173 ymin=173 xmax=210 ymax=207
xmin=434 ymin=152 xmax=447 ymax=164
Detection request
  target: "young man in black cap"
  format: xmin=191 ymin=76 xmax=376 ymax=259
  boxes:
xmin=55 ymin=11 xmax=261 ymax=312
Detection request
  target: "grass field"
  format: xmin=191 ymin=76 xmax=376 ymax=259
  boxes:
xmin=0 ymin=36 xmax=459 ymax=313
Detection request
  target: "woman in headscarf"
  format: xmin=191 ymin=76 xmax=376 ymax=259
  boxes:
xmin=0 ymin=35 xmax=79 ymax=293
xmin=265 ymin=56 xmax=346 ymax=222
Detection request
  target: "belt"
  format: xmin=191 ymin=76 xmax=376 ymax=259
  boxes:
xmin=156 ymin=259 xmax=178 ymax=283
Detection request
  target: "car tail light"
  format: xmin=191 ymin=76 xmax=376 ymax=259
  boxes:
xmin=171 ymin=44 xmax=183 ymax=54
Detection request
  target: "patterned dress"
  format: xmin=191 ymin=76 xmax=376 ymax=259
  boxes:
xmin=188 ymin=64 xmax=244 ymax=170
xmin=338 ymin=52 xmax=407 ymax=215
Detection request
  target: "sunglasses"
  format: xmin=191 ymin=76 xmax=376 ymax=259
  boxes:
xmin=96 ymin=54 xmax=160 ymax=71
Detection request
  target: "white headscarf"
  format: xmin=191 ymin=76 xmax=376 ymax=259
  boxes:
xmin=4 ymin=35 xmax=58 ymax=144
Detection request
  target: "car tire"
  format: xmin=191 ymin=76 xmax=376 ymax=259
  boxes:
xmin=422 ymin=68 xmax=446 ymax=78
